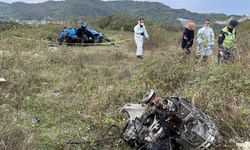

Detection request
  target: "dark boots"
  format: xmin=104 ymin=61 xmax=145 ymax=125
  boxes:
xmin=136 ymin=55 xmax=143 ymax=59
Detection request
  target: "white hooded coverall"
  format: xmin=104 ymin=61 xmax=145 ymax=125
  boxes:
xmin=197 ymin=26 xmax=215 ymax=56
xmin=134 ymin=24 xmax=149 ymax=56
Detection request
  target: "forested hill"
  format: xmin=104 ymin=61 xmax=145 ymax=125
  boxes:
xmin=0 ymin=0 xmax=241 ymax=25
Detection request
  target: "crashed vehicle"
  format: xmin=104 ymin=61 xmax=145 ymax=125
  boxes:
xmin=121 ymin=90 xmax=221 ymax=150
xmin=57 ymin=27 xmax=108 ymax=45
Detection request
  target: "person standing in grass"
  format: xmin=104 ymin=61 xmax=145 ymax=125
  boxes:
xmin=196 ymin=19 xmax=215 ymax=62
xmin=134 ymin=18 xmax=149 ymax=59
xmin=217 ymin=19 xmax=239 ymax=63
xmin=181 ymin=21 xmax=196 ymax=55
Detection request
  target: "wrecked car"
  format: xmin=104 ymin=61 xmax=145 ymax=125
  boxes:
xmin=121 ymin=89 xmax=221 ymax=150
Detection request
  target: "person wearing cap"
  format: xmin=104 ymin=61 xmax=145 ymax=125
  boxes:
xmin=218 ymin=19 xmax=239 ymax=62
xmin=134 ymin=18 xmax=149 ymax=59
xmin=196 ymin=19 xmax=215 ymax=62
xmin=181 ymin=21 xmax=196 ymax=55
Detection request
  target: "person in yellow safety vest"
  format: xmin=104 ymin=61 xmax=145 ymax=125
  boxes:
xmin=218 ymin=19 xmax=239 ymax=62
xmin=197 ymin=19 xmax=215 ymax=62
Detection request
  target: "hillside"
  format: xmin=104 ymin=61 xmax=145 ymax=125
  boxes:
xmin=0 ymin=18 xmax=250 ymax=149
xmin=0 ymin=0 xmax=241 ymax=25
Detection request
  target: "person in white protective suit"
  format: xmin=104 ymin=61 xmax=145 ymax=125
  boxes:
xmin=196 ymin=19 xmax=215 ymax=62
xmin=134 ymin=18 xmax=149 ymax=59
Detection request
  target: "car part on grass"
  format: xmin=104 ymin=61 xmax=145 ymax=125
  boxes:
xmin=0 ymin=77 xmax=7 ymax=83
xmin=121 ymin=90 xmax=222 ymax=150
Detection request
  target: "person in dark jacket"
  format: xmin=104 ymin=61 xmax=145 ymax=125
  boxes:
xmin=181 ymin=21 xmax=196 ymax=55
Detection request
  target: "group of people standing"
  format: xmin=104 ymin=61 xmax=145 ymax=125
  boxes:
xmin=133 ymin=17 xmax=239 ymax=63
xmin=182 ymin=18 xmax=238 ymax=62
xmin=181 ymin=19 xmax=215 ymax=61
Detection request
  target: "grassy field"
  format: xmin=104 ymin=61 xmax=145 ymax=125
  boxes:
xmin=0 ymin=21 xmax=249 ymax=150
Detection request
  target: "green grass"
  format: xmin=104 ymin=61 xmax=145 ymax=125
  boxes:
xmin=0 ymin=22 xmax=250 ymax=150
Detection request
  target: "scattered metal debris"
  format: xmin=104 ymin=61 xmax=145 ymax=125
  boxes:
xmin=121 ymin=89 xmax=222 ymax=150
xmin=52 ymin=91 xmax=61 ymax=97
xmin=236 ymin=141 xmax=250 ymax=150
xmin=48 ymin=44 xmax=59 ymax=52
xmin=0 ymin=77 xmax=7 ymax=83
xmin=32 ymin=117 xmax=40 ymax=125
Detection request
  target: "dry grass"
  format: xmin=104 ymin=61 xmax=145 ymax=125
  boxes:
xmin=0 ymin=21 xmax=249 ymax=150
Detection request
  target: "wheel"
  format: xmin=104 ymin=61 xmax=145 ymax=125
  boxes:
xmin=142 ymin=89 xmax=155 ymax=104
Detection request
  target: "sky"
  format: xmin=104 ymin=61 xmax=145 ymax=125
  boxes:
xmin=0 ymin=0 xmax=62 ymax=3
xmin=143 ymin=0 xmax=250 ymax=15
xmin=0 ymin=0 xmax=249 ymax=16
